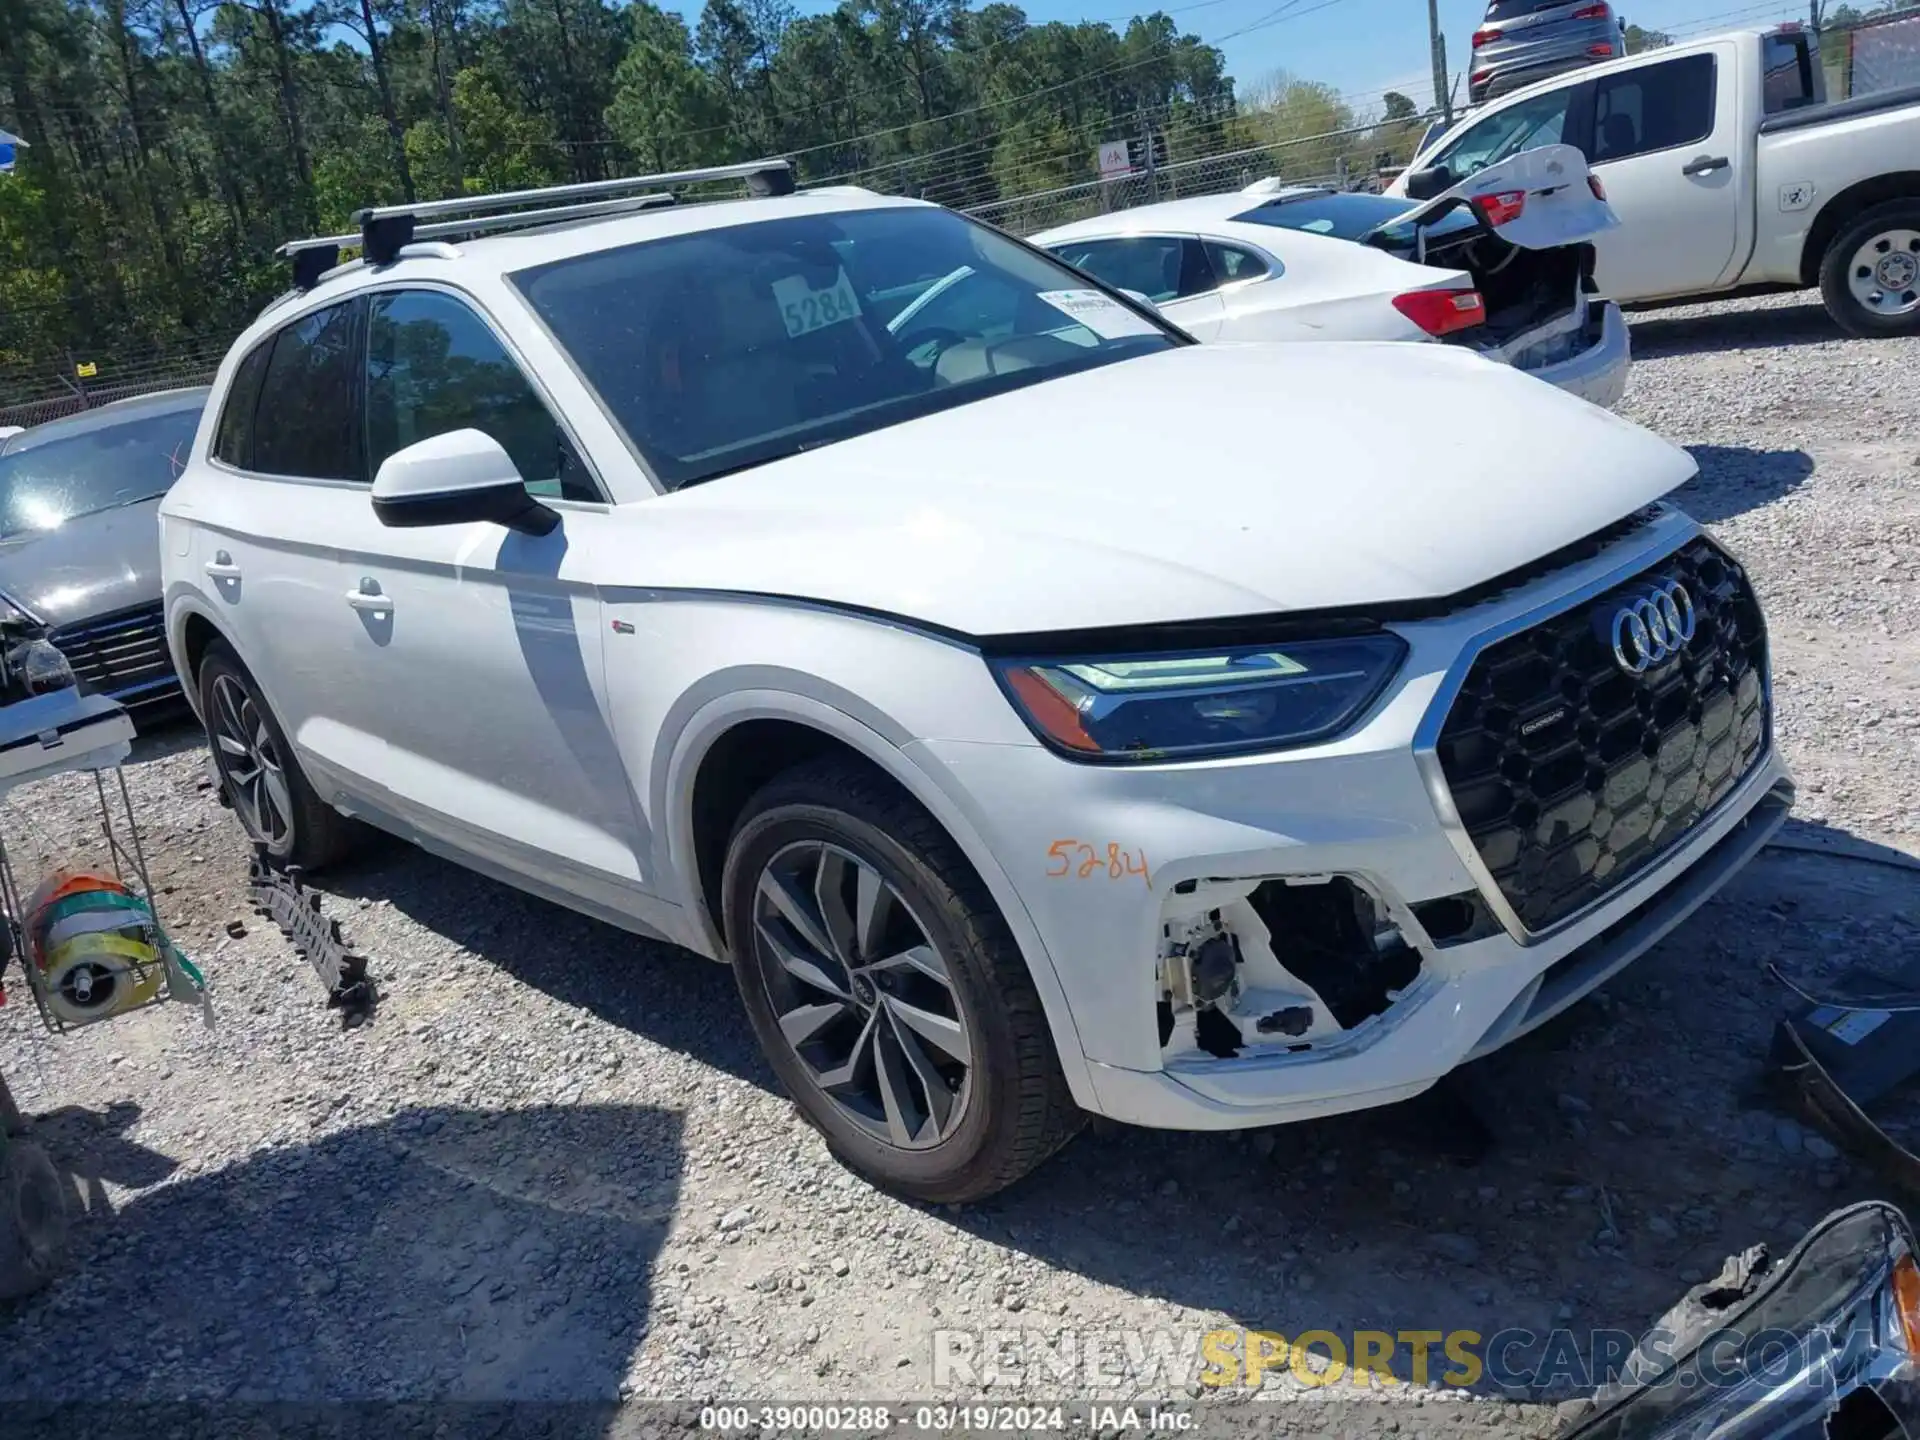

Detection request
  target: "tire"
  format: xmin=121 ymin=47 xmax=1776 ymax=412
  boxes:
xmin=196 ymin=640 xmax=358 ymax=871
xmin=0 ymin=1138 xmax=69 ymax=1302
xmin=1819 ymin=199 xmax=1920 ymax=338
xmin=720 ymin=758 xmax=1081 ymax=1203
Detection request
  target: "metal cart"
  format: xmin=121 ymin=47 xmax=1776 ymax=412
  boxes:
xmin=0 ymin=688 xmax=207 ymax=1298
xmin=0 ymin=687 xmax=205 ymax=1032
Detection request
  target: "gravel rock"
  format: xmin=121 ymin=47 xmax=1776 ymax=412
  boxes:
xmin=1429 ymin=1234 xmax=1482 ymax=1267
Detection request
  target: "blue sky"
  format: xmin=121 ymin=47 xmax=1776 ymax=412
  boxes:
xmin=661 ymin=0 xmax=1803 ymax=112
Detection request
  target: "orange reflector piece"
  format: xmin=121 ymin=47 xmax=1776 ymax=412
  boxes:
xmin=1893 ymin=1253 xmax=1920 ymax=1355
xmin=1004 ymin=668 xmax=1100 ymax=753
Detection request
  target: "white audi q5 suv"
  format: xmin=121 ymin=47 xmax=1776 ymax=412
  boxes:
xmin=160 ymin=162 xmax=1791 ymax=1201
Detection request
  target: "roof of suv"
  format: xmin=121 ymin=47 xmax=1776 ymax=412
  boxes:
xmin=292 ymin=186 xmax=917 ymax=304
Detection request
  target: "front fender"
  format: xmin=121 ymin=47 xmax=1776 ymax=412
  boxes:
xmin=656 ymin=685 xmax=1098 ymax=1110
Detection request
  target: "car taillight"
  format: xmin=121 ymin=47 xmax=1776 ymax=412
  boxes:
xmin=1472 ymin=189 xmax=1527 ymax=225
xmin=1588 ymin=174 xmax=1607 ymax=200
xmin=1571 ymin=3 xmax=1610 ymax=17
xmin=1587 ymin=41 xmax=1614 ymax=55
xmin=1393 ymin=287 xmax=1486 ymax=336
xmin=1472 ymin=28 xmax=1501 ymax=46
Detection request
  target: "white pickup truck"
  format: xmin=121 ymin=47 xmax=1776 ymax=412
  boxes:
xmin=1392 ymin=25 xmax=1920 ymax=335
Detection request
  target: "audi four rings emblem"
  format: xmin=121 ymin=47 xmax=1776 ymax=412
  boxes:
xmin=1609 ymin=580 xmax=1697 ymax=674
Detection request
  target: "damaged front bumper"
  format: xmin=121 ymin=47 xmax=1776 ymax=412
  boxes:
xmin=911 ymin=509 xmax=1790 ymax=1131
xmin=1561 ymin=1201 xmax=1920 ymax=1440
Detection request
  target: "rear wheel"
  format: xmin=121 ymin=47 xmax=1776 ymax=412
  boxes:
xmin=721 ymin=758 xmax=1080 ymax=1203
xmin=197 ymin=640 xmax=358 ymax=871
xmin=1820 ymin=200 xmax=1920 ymax=338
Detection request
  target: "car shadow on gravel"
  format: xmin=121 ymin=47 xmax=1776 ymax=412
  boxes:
xmin=1673 ymin=444 xmax=1814 ymax=524
xmin=930 ymin=831 xmax=1920 ymax=1398
xmin=1626 ymin=299 xmax=1842 ymax=358
xmin=0 ymin=1102 xmax=680 ymax=1429
xmin=322 ymin=844 xmax=776 ymax=1089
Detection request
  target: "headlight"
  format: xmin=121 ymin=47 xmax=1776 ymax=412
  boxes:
xmin=4 ymin=638 xmax=75 ymax=696
xmin=992 ymin=635 xmax=1406 ymax=762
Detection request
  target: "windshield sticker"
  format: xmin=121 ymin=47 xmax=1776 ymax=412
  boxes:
xmin=1036 ymin=289 xmax=1161 ymax=339
xmin=772 ymin=269 xmax=863 ymax=339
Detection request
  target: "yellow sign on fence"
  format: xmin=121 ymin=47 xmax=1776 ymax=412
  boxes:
xmin=74 ymin=361 xmax=98 ymax=378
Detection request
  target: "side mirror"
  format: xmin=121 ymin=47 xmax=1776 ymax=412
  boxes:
xmin=1403 ymin=165 xmax=1455 ymax=201
xmin=1119 ymin=288 xmax=1160 ymax=311
xmin=371 ymin=429 xmax=559 ymax=536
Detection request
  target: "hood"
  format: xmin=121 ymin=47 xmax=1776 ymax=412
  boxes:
xmin=638 ymin=341 xmax=1695 ymax=636
xmin=0 ymin=497 xmax=162 ymax=627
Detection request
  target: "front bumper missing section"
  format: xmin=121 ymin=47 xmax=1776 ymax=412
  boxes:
xmin=1088 ymin=769 xmax=1793 ymax=1131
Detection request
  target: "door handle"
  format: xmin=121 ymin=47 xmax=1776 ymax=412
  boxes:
xmin=345 ymin=581 xmax=393 ymax=614
xmin=204 ymin=550 xmax=241 ymax=581
xmin=1682 ymin=154 xmax=1729 ymax=177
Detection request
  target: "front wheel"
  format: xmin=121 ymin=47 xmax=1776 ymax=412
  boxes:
xmin=197 ymin=640 xmax=359 ymax=871
xmin=1819 ymin=200 xmax=1920 ymax=338
xmin=720 ymin=758 xmax=1081 ymax=1203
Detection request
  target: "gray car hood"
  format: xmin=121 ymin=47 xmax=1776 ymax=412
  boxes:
xmin=0 ymin=497 xmax=162 ymax=627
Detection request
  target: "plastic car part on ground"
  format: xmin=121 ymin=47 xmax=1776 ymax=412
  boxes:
xmin=1559 ymin=1200 xmax=1920 ymax=1439
xmin=245 ymin=847 xmax=374 ymax=1022
xmin=1770 ymin=955 xmax=1920 ymax=1201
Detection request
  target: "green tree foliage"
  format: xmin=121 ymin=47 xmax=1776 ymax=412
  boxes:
xmin=0 ymin=0 xmax=1255 ymax=373
xmin=1623 ymin=22 xmax=1672 ymax=53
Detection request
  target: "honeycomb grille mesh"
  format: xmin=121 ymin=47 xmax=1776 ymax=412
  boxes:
xmin=1435 ymin=537 xmax=1768 ymax=932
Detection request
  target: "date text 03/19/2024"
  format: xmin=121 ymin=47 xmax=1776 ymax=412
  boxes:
xmin=698 ymin=1404 xmax=1194 ymax=1432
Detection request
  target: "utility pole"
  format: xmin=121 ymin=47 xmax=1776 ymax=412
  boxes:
xmin=1427 ymin=0 xmax=1454 ymax=126
xmin=1138 ymin=106 xmax=1160 ymax=203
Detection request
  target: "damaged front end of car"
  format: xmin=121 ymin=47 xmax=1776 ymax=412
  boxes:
xmin=1560 ymin=1201 xmax=1920 ymax=1440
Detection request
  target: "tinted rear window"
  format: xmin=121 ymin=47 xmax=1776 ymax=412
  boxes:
xmin=251 ymin=299 xmax=365 ymax=482
xmin=213 ymin=340 xmax=272 ymax=469
xmin=0 ymin=404 xmax=203 ymax=539
xmin=1482 ymin=0 xmax=1567 ymax=21
xmin=1232 ymin=193 xmax=1479 ymax=248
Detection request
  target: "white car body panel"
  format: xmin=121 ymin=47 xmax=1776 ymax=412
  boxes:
xmin=161 ymin=189 xmax=1785 ymax=1136
xmin=1397 ymin=142 xmax=1621 ymax=250
xmin=1033 ymin=175 xmax=1631 ymax=406
xmin=1394 ymin=28 xmax=1920 ymax=304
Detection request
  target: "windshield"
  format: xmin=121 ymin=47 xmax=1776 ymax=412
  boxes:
xmin=511 ymin=204 xmax=1178 ymax=489
xmin=0 ymin=404 xmax=202 ymax=540
xmin=1231 ymin=193 xmax=1479 ymax=252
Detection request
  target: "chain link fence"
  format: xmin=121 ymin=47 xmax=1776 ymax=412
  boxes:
xmin=965 ymin=123 xmax=1409 ymax=236
xmin=0 ymin=343 xmax=225 ymax=430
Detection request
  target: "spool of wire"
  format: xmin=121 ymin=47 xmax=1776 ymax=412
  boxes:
xmin=23 ymin=872 xmax=166 ymax=1027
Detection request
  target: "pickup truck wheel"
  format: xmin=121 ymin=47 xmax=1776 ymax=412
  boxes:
xmin=721 ymin=758 xmax=1081 ymax=1203
xmin=1820 ymin=201 xmax=1920 ymax=337
xmin=197 ymin=640 xmax=359 ymax=872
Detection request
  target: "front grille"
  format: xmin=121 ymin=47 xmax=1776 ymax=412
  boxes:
xmin=49 ymin=601 xmax=178 ymax=705
xmin=1435 ymin=537 xmax=1768 ymax=932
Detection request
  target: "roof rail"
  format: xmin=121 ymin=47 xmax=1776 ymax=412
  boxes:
xmin=275 ymin=157 xmax=795 ymax=290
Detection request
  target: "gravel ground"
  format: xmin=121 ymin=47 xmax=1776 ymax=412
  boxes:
xmin=1 ymin=290 xmax=1918 ymax=1436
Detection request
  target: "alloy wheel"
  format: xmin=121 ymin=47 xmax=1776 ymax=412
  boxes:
xmin=1848 ymin=228 xmax=1920 ymax=316
xmin=208 ymin=673 xmax=294 ymax=851
xmin=750 ymin=841 xmax=974 ymax=1150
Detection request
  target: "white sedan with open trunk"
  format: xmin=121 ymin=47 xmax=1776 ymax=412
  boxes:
xmin=1034 ymin=144 xmax=1631 ymax=408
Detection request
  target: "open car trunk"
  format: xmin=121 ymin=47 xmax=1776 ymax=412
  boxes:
xmin=1365 ymin=142 xmax=1620 ymax=378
